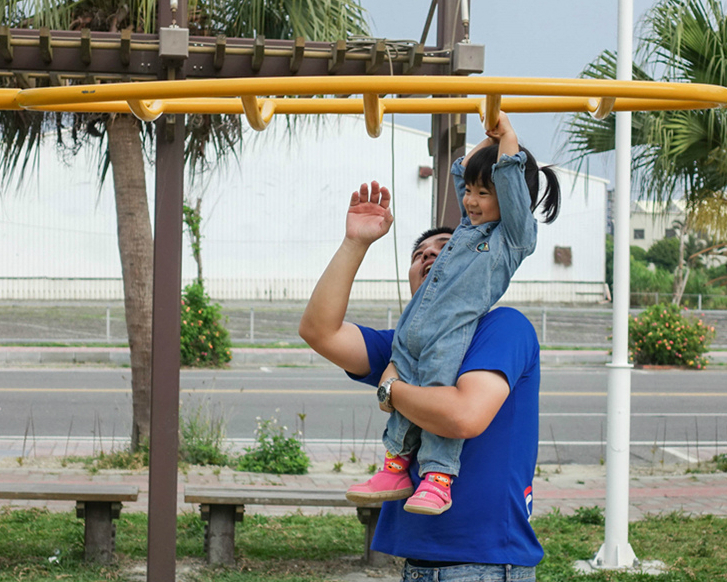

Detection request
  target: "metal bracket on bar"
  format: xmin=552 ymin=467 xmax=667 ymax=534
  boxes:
xmin=214 ymin=35 xmax=226 ymax=71
xmin=329 ymin=40 xmax=346 ymax=74
xmin=366 ymin=40 xmax=386 ymax=74
xmin=81 ymin=29 xmax=92 ymax=65
xmin=589 ymin=97 xmax=616 ymax=120
xmin=478 ymin=94 xmax=501 ymax=130
xmin=120 ymin=29 xmax=131 ymax=67
xmin=128 ymin=99 xmax=165 ymax=122
xmin=403 ymin=43 xmax=424 ymax=75
xmin=240 ymin=95 xmax=275 ymax=130
xmin=290 ymin=36 xmax=305 ymax=74
xmin=0 ymin=26 xmax=13 ymax=62
xmin=362 ymin=93 xmax=385 ymax=138
xmin=39 ymin=27 xmax=53 ymax=64
xmin=252 ymin=35 xmax=265 ymax=73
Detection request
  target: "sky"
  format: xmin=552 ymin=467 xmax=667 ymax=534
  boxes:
xmin=359 ymin=0 xmax=659 ymax=184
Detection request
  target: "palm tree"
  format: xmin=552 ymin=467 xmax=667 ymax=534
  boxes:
xmin=562 ymin=0 xmax=727 ymax=303
xmin=0 ymin=0 xmax=369 ymax=450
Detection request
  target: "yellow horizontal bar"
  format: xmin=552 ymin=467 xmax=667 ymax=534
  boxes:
xmin=13 ymin=76 xmax=727 ymax=109
xmin=20 ymin=95 xmax=721 ymax=117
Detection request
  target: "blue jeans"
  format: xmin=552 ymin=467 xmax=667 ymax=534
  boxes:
xmin=401 ymin=561 xmax=536 ymax=582
xmin=383 ymin=411 xmax=463 ymax=476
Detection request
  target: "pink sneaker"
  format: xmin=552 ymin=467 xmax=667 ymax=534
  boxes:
xmin=346 ymin=457 xmax=414 ymax=504
xmin=403 ymin=472 xmax=453 ymax=515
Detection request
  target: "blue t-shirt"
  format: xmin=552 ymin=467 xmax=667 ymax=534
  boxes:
xmin=348 ymin=307 xmax=542 ymax=566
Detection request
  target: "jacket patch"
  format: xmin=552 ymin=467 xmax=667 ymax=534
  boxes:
xmin=476 ymin=242 xmax=489 ymax=252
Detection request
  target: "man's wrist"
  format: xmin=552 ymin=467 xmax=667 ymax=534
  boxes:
xmin=378 ymin=376 xmax=399 ymax=410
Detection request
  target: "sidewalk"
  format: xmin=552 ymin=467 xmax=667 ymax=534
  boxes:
xmin=3 ymin=345 xmax=726 ymax=367
xmin=1 ymin=455 xmax=725 ymax=521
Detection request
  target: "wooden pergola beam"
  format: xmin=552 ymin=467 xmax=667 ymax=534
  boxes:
xmin=0 ymin=29 xmax=449 ymax=79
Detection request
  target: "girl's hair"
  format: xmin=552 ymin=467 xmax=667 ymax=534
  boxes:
xmin=463 ymin=144 xmax=561 ymax=224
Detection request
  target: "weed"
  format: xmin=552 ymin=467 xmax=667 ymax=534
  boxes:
xmin=714 ymin=453 xmax=727 ymax=472
xmin=367 ymin=463 xmax=378 ymax=474
xmin=178 ymin=399 xmax=230 ymax=466
xmin=333 ymin=462 xmax=343 ymax=473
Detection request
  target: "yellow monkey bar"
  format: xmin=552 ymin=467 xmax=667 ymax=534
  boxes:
xmin=0 ymin=75 xmax=724 ymax=137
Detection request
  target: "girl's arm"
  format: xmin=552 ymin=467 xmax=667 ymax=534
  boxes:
xmin=486 ymin=112 xmax=518 ymax=160
xmin=489 ymin=113 xmax=536 ymax=248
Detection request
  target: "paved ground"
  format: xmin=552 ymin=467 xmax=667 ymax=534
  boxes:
xmin=1 ymin=457 xmax=726 ymax=521
xmin=2 ymin=300 xmax=726 ymax=348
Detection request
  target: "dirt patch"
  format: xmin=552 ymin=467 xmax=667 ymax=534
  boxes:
xmin=119 ymin=555 xmax=402 ymax=581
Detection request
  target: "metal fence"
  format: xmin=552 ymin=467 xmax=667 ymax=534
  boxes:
xmin=1 ymin=300 xmax=725 ymax=349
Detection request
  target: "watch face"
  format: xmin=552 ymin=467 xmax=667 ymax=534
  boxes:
xmin=377 ymin=384 xmax=386 ymax=403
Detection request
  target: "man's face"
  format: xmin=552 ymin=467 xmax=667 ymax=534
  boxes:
xmin=408 ymin=233 xmax=453 ymax=294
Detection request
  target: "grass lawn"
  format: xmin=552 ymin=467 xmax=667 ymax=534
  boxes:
xmin=0 ymin=506 xmax=725 ymax=581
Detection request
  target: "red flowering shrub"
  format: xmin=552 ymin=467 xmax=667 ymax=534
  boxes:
xmin=628 ymin=303 xmax=715 ymax=369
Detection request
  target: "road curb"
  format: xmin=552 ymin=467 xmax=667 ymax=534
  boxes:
xmin=1 ymin=346 xmax=725 ymax=367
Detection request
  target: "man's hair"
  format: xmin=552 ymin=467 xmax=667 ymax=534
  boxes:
xmin=412 ymin=226 xmax=455 ymax=254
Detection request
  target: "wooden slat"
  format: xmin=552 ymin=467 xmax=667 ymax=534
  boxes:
xmin=185 ymin=486 xmax=380 ymax=508
xmin=0 ymin=483 xmax=138 ymax=502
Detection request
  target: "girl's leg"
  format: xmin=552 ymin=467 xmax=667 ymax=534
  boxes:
xmin=345 ymin=412 xmax=420 ymax=503
xmin=403 ymin=431 xmax=464 ymax=516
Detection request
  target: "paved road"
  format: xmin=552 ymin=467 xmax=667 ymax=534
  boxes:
xmin=1 ymin=367 xmax=725 ymax=466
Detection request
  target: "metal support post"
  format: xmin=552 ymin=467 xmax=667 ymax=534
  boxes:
xmin=594 ymin=0 xmax=638 ymax=569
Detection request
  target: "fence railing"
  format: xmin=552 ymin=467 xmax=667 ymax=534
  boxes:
xmin=1 ymin=301 xmax=725 ymax=349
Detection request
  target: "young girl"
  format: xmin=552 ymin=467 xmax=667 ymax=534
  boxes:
xmin=346 ymin=112 xmax=560 ymax=515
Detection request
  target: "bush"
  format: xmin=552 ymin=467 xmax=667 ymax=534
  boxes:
xmin=628 ymin=303 xmax=716 ymax=369
xmin=180 ymin=282 xmax=232 ymax=367
xmin=630 ymin=257 xmax=673 ymax=303
xmin=236 ymin=413 xmax=310 ymax=475
xmin=645 ymin=237 xmax=680 ymax=271
xmin=630 ymin=245 xmax=648 ymax=263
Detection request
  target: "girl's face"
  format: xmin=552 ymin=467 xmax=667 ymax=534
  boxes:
xmin=463 ymin=180 xmax=501 ymax=225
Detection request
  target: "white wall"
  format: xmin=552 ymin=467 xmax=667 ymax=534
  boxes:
xmin=0 ymin=116 xmax=608 ymax=303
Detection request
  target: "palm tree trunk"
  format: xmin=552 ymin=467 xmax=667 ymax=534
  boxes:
xmin=106 ymin=114 xmax=153 ymax=450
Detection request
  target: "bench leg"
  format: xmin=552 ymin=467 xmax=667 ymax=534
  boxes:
xmin=204 ymin=504 xmax=238 ymax=565
xmin=356 ymin=507 xmax=390 ymax=567
xmin=77 ymin=501 xmax=118 ymax=564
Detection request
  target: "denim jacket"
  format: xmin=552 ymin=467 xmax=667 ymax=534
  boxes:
xmin=391 ymin=152 xmax=537 ymax=386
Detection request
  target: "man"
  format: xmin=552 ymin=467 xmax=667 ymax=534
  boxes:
xmin=299 ymin=181 xmax=541 ymax=582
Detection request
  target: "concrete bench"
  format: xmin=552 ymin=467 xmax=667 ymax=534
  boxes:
xmin=184 ymin=486 xmax=387 ymax=566
xmin=0 ymin=483 xmax=139 ymax=563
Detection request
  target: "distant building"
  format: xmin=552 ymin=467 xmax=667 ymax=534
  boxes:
xmin=0 ymin=116 xmax=609 ymax=304
xmin=629 ymin=200 xmax=685 ymax=250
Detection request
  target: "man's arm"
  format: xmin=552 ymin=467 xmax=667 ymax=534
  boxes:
xmin=380 ymin=364 xmax=509 ymax=440
xmin=299 ymin=182 xmax=393 ymax=377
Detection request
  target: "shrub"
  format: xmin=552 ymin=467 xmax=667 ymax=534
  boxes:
xmin=645 ymin=237 xmax=680 ymax=271
xmin=628 ymin=303 xmax=716 ymax=369
xmin=180 ymin=282 xmax=232 ymax=367
xmin=236 ymin=413 xmax=310 ymax=475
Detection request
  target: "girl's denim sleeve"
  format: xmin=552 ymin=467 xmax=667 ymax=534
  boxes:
xmin=450 ymin=157 xmax=468 ymax=220
xmin=492 ymin=151 xmax=537 ymax=250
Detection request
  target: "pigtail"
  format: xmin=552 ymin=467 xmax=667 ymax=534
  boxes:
xmin=537 ymin=165 xmax=561 ymax=224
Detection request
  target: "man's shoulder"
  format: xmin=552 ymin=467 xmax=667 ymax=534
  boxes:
xmin=477 ymin=306 xmax=535 ymax=335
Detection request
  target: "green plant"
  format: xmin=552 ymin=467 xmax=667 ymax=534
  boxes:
xmin=236 ymin=412 xmax=310 ymax=475
xmin=333 ymin=461 xmax=343 ymax=473
xmin=645 ymin=237 xmax=680 ymax=271
xmin=629 ymin=303 xmax=716 ymax=368
xmin=178 ymin=400 xmax=230 ymax=466
xmin=714 ymin=453 xmax=727 ymax=472
xmin=570 ymin=506 xmax=604 ymax=526
xmin=180 ymin=282 xmax=232 ymax=367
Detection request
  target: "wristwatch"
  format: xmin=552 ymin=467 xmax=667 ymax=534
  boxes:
xmin=377 ymin=377 xmax=398 ymax=409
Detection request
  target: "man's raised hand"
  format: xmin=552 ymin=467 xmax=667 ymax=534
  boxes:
xmin=346 ymin=181 xmax=394 ymax=246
